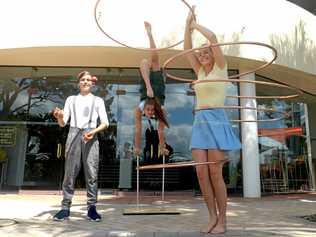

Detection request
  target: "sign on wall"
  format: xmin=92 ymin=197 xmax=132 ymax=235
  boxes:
xmin=0 ymin=126 xmax=17 ymax=147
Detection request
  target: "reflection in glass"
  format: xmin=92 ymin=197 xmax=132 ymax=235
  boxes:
xmin=0 ymin=66 xmax=242 ymax=192
xmin=224 ymin=78 xmax=241 ymax=190
xmin=24 ymin=124 xmax=65 ymax=187
xmin=0 ymin=74 xmax=32 ymax=121
xmin=165 ymin=83 xmax=194 ymax=157
xmin=116 ymin=86 xmax=138 ymax=160
xmin=258 ymin=100 xmax=311 ymax=193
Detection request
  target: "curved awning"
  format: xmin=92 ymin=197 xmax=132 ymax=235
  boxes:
xmin=0 ymin=46 xmax=315 ymax=98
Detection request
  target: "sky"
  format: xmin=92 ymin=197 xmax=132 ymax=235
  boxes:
xmin=0 ymin=0 xmax=315 ymax=51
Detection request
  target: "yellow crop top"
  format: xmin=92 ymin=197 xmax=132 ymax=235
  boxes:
xmin=194 ymin=63 xmax=228 ymax=110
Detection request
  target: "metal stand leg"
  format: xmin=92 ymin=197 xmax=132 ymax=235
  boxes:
xmin=0 ymin=162 xmax=7 ymax=190
xmin=162 ymin=155 xmax=165 ymax=201
xmin=122 ymin=154 xmax=180 ymax=215
xmin=136 ymin=155 xmax=140 ymax=209
xmin=0 ymin=163 xmax=3 ymax=190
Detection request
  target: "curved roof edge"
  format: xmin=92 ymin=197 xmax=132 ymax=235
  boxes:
xmin=0 ymin=46 xmax=315 ymax=95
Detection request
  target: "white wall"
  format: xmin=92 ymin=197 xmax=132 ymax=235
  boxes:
xmin=0 ymin=0 xmax=315 ymax=75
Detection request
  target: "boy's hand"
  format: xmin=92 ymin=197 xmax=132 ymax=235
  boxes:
xmin=53 ymin=107 xmax=64 ymax=120
xmin=83 ymin=131 xmax=94 ymax=142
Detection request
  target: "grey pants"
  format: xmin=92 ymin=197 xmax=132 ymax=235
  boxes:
xmin=61 ymin=127 xmax=99 ymax=210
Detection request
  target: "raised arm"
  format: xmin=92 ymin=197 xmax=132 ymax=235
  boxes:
xmin=184 ymin=6 xmax=200 ymax=75
xmin=157 ymin=118 xmax=169 ymax=155
xmin=190 ymin=22 xmax=226 ymax=69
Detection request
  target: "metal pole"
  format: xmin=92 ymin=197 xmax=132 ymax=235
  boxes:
xmin=136 ymin=155 xmax=140 ymax=209
xmin=162 ymin=155 xmax=165 ymax=201
xmin=304 ymin=104 xmax=316 ymax=191
xmin=0 ymin=163 xmax=3 ymax=190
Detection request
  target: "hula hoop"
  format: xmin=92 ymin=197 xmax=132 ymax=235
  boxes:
xmin=163 ymin=41 xmax=302 ymax=122
xmin=195 ymin=106 xmax=289 ymax=123
xmin=163 ymin=41 xmax=278 ymax=81
xmin=94 ymin=0 xmax=195 ymax=51
xmin=190 ymin=79 xmax=303 ymax=100
xmin=138 ymin=159 xmax=228 ymax=170
xmin=0 ymin=219 xmax=18 ymax=227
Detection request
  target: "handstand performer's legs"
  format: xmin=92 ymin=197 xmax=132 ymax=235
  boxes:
xmin=140 ymin=59 xmax=154 ymax=98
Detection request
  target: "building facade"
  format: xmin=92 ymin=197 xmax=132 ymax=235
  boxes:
xmin=0 ymin=0 xmax=316 ymax=197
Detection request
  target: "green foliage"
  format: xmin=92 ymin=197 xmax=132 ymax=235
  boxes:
xmin=0 ymin=148 xmax=7 ymax=163
xmin=270 ymin=20 xmax=316 ymax=74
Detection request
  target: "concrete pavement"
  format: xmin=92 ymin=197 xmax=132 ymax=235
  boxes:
xmin=0 ymin=190 xmax=315 ymax=237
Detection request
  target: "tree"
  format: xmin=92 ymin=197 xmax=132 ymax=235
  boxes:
xmin=270 ymin=20 xmax=316 ymax=74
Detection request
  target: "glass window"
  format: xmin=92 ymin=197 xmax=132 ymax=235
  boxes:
xmin=0 ymin=66 xmax=242 ymax=192
xmin=0 ymin=67 xmax=33 ymax=121
xmin=258 ymin=99 xmax=311 ymax=193
xmin=165 ymin=83 xmax=194 ymax=157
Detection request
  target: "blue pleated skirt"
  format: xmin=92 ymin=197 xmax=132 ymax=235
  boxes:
xmin=191 ymin=109 xmax=241 ymax=151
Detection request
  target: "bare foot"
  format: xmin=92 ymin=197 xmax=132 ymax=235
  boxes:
xmin=200 ymin=219 xmax=217 ymax=233
xmin=210 ymin=223 xmax=226 ymax=234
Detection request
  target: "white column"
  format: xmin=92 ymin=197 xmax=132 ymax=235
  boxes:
xmin=240 ymin=72 xmax=261 ymax=198
xmin=304 ymin=104 xmax=316 ymax=190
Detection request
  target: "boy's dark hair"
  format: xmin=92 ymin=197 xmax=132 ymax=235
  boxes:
xmin=77 ymin=71 xmax=98 ymax=83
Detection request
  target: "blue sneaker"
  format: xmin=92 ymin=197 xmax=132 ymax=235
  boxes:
xmin=53 ymin=209 xmax=70 ymax=221
xmin=87 ymin=205 xmax=101 ymax=222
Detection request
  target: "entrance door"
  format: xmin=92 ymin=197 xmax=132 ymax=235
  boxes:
xmin=23 ymin=123 xmax=66 ymax=188
xmin=115 ymin=82 xmax=197 ymax=190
